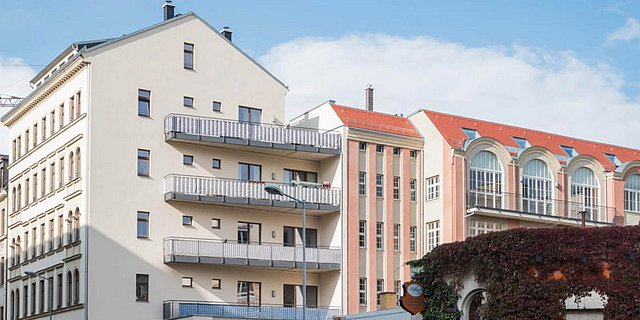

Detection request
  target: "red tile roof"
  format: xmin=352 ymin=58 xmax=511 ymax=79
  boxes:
xmin=423 ymin=110 xmax=640 ymax=172
xmin=332 ymin=104 xmax=422 ymax=138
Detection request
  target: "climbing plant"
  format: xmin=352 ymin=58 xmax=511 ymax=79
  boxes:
xmin=409 ymin=226 xmax=640 ymax=320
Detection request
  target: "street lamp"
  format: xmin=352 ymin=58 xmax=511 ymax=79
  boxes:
xmin=24 ymin=271 xmax=52 ymax=320
xmin=264 ymin=184 xmax=307 ymax=320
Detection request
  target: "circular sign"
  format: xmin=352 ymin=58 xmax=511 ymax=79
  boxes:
xmin=406 ymin=283 xmax=423 ymax=297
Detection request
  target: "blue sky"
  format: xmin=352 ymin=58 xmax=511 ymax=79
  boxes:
xmin=2 ymin=0 xmax=640 ymax=150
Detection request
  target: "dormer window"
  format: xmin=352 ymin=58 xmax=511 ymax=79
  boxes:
xmin=560 ymin=145 xmax=578 ymax=158
xmin=512 ymin=137 xmax=530 ymax=149
xmin=461 ymin=128 xmax=480 ymax=140
xmin=605 ymin=153 xmax=622 ymax=167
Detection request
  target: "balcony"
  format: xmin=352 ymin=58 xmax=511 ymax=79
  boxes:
xmin=164 ymin=237 xmax=341 ymax=271
xmin=163 ymin=300 xmax=340 ymax=320
xmin=466 ymin=191 xmax=623 ymax=226
xmin=164 ymin=175 xmax=341 ymax=214
xmin=164 ymin=114 xmax=341 ymax=160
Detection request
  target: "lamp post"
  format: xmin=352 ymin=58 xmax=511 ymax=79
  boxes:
xmin=264 ymin=184 xmax=307 ymax=320
xmin=24 ymin=271 xmax=53 ymax=320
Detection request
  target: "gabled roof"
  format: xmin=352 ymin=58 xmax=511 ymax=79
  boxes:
xmin=423 ymin=110 xmax=640 ymax=171
xmin=332 ymin=104 xmax=422 ymax=138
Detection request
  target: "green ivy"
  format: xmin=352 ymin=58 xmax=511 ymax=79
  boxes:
xmin=410 ymin=226 xmax=640 ymax=320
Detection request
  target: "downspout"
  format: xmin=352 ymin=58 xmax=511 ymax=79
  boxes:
xmin=83 ymin=60 xmax=91 ymax=320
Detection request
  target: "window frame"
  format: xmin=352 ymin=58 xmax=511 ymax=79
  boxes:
xmin=183 ymin=96 xmax=194 ymax=108
xmin=393 ymin=176 xmax=400 ymax=199
xmin=359 ymin=278 xmax=367 ymax=305
xmin=358 ymin=220 xmax=366 ymax=248
xmin=137 ymin=149 xmax=150 ymax=177
xmin=393 ymin=223 xmax=400 ymax=251
xmin=182 ymin=215 xmax=193 ymax=226
xmin=137 ymin=89 xmax=151 ymax=117
xmin=426 ymin=221 xmax=440 ymax=252
xmin=426 ymin=175 xmax=440 ymax=201
xmin=182 ymin=277 xmax=193 ymax=288
xmin=211 ymin=158 xmax=221 ymax=169
xmin=211 ymin=218 xmax=220 ymax=229
xmin=212 ymin=101 xmax=222 ymax=112
xmin=137 ymin=211 xmax=150 ymax=239
xmin=376 ymin=174 xmax=384 ymax=198
xmin=183 ymin=155 xmax=194 ymax=166
xmin=136 ymin=274 xmax=149 ymax=302
xmin=184 ymin=43 xmax=194 ymax=70
xmin=376 ymin=222 xmax=384 ymax=250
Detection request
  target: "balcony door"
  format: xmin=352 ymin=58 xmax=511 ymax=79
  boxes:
xmin=571 ymin=167 xmax=599 ymax=221
xmin=284 ymin=169 xmax=318 ymax=184
xmin=239 ymin=106 xmax=262 ymax=125
xmin=522 ymin=159 xmax=552 ymax=215
xmin=239 ymin=163 xmax=261 ymax=182
xmin=238 ymin=222 xmax=261 ymax=244
xmin=283 ymin=226 xmax=317 ymax=248
xmin=283 ymin=284 xmax=318 ymax=308
xmin=237 ymin=281 xmax=261 ymax=306
xmin=468 ymin=151 xmax=503 ymax=209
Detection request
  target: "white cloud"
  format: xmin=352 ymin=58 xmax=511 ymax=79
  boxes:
xmin=607 ymin=17 xmax=640 ymax=43
xmin=0 ymin=55 xmax=35 ymax=154
xmin=260 ymin=34 xmax=640 ymax=149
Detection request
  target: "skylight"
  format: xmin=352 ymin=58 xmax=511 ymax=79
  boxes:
xmin=461 ymin=128 xmax=480 ymax=140
xmin=560 ymin=145 xmax=578 ymax=158
xmin=605 ymin=153 xmax=622 ymax=167
xmin=512 ymin=137 xmax=531 ymax=149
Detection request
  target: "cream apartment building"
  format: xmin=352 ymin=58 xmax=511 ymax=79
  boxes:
xmin=1 ymin=5 xmax=345 ymax=320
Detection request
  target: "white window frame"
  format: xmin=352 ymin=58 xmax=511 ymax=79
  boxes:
xmin=410 ymin=178 xmax=417 ymax=201
xmin=409 ymin=226 xmax=417 ymax=252
xmin=625 ymin=174 xmax=640 ymax=213
xmin=359 ymin=220 xmax=366 ymax=248
xmin=376 ymin=222 xmax=383 ymax=250
xmin=393 ymin=176 xmax=400 ymax=199
xmin=376 ymin=174 xmax=384 ymax=198
xmin=393 ymin=224 xmax=400 ymax=251
xmin=468 ymin=219 xmax=504 ymax=237
xmin=426 ymin=176 xmax=440 ymax=201
xmin=359 ymin=278 xmax=367 ymax=305
xmin=358 ymin=172 xmax=366 ymax=196
xmin=426 ymin=221 xmax=440 ymax=252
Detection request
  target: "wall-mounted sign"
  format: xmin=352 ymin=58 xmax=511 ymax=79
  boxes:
xmin=400 ymin=281 xmax=425 ymax=315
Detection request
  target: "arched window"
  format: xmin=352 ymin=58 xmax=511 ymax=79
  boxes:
xmin=625 ymin=174 xmax=640 ymax=213
xmin=75 ymin=148 xmax=81 ymax=178
xmin=10 ymin=290 xmax=14 ymax=320
xmin=15 ymin=288 xmax=19 ymax=320
xmin=16 ymin=184 xmax=21 ymax=211
xmin=571 ymin=167 xmax=600 ymax=222
xmin=73 ymin=269 xmax=80 ymax=304
xmin=74 ymin=208 xmax=80 ymax=241
xmin=16 ymin=236 xmax=21 ymax=265
xmin=11 ymin=187 xmax=16 ymax=213
xmin=68 ymin=152 xmax=74 ymax=181
xmin=66 ymin=271 xmax=72 ymax=307
xmin=469 ymin=151 xmax=503 ymax=208
xmin=67 ymin=211 xmax=73 ymax=245
xmin=522 ymin=159 xmax=552 ymax=215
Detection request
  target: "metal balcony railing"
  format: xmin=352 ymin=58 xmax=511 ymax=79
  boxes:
xmin=163 ymin=300 xmax=340 ymax=320
xmin=164 ymin=237 xmax=341 ymax=268
xmin=164 ymin=114 xmax=341 ymax=150
xmin=164 ymin=174 xmax=341 ymax=207
xmin=467 ymin=190 xmax=621 ymax=224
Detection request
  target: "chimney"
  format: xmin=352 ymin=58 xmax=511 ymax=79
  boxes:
xmin=221 ymin=27 xmax=233 ymax=41
xmin=163 ymin=0 xmax=175 ymax=21
xmin=365 ymin=84 xmax=374 ymax=111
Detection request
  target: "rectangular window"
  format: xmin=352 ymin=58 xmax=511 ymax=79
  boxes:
xmin=41 ymin=117 xmax=47 ymax=141
xmin=183 ymin=155 xmax=194 ymax=165
xmin=24 ymin=178 xmax=30 ymax=205
xmin=410 ymin=178 xmax=417 ymax=201
xmin=136 ymin=274 xmax=149 ymax=301
xmin=39 ymin=279 xmax=45 ymax=313
xmin=393 ymin=147 xmax=401 ymax=155
xmin=393 ymin=224 xmax=400 ymax=251
xmin=211 ymin=218 xmax=220 ymax=229
xmin=393 ymin=176 xmax=400 ymax=199
xmin=409 ymin=226 xmax=417 ymax=252
xmin=284 ymin=169 xmax=318 ymax=184
xmin=238 ymin=163 xmax=261 ymax=182
xmin=409 ymin=150 xmax=418 ymax=158
xmin=182 ymin=277 xmax=193 ymax=288
xmin=182 ymin=215 xmax=193 ymax=226
xmin=49 ymin=219 xmax=54 ymax=251
xmin=33 ymin=123 xmax=38 ymax=147
xmin=16 ymin=136 xmax=21 ymax=158
xmin=25 ymin=129 xmax=29 ymax=152
xmin=41 ymin=168 xmax=46 ymax=197
xmin=358 ymin=172 xmax=366 ymax=196
xmin=427 ymin=221 xmax=440 ymax=252
xmin=237 ymin=222 xmax=261 ymax=244
xmin=50 ymin=110 xmax=55 ymax=134
xmin=212 ymin=101 xmax=221 ymax=112
xmin=211 ymin=158 xmax=221 ymax=169
xmin=359 ymin=220 xmax=366 ymax=248
xmin=69 ymin=95 xmax=75 ymax=121
xmin=58 ymin=215 xmax=63 ymax=248
xmin=49 ymin=162 xmax=55 ymax=193
xmin=376 ymin=222 xmax=383 ymax=250
xmin=137 ymin=212 xmax=149 ymax=239
xmin=238 ymin=106 xmax=262 ymax=124
xmin=59 ymin=157 xmax=64 ymax=188
xmin=59 ymin=104 xmax=64 ymax=129
xmin=183 ymin=96 xmax=194 ymax=108
xmin=40 ymin=223 xmax=45 ymax=255
xmin=137 ymin=149 xmax=150 ymax=176
xmin=358 ymin=142 xmax=367 ymax=151
xmin=237 ymin=281 xmax=261 ymax=306
xmin=426 ymin=176 xmax=440 ymax=201
xmin=76 ymin=91 xmax=81 ymax=116
xmin=31 ymin=282 xmax=36 ymax=315
xmin=468 ymin=220 xmax=504 ymax=237
xmin=376 ymin=174 xmax=384 ymax=198
xmin=359 ymin=278 xmax=367 ymax=305
xmin=137 ymin=89 xmax=151 ymax=117
xmin=57 ymin=273 xmax=63 ymax=309
xmin=211 ymin=279 xmax=221 ymax=289
xmin=184 ymin=43 xmax=194 ymax=69
xmin=376 ymin=279 xmax=384 ymax=305
xmin=376 ymin=144 xmax=385 ymax=153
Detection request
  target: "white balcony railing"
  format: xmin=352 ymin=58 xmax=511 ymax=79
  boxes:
xmin=165 ymin=114 xmax=341 ymax=150
xmin=164 ymin=237 xmax=341 ymax=267
xmin=164 ymin=174 xmax=341 ymax=207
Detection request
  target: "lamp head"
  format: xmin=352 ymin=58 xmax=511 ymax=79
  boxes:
xmin=24 ymin=271 xmax=36 ymax=277
xmin=264 ymin=185 xmax=283 ymax=196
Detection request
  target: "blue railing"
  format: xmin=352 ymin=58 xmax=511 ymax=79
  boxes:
xmin=163 ymin=300 xmax=340 ymax=320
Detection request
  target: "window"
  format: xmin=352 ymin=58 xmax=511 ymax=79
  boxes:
xmin=376 ymin=222 xmax=383 ymax=250
xmin=376 ymin=144 xmax=385 ymax=153
xmin=16 ymin=136 xmax=21 ymax=158
xmin=606 ymin=153 xmax=622 ymax=167
xmin=468 ymin=151 xmax=502 ymax=209
xmin=58 ymin=215 xmax=64 ymax=248
xmin=23 ymin=285 xmax=28 ymax=316
xmin=461 ymin=128 xmax=480 ymax=140
xmin=182 ymin=277 xmax=193 ymax=288
xmin=625 ymin=174 xmax=640 ymax=213
xmin=50 ymin=162 xmax=55 ymax=192
xmin=69 ymin=95 xmax=75 ymax=121
xmin=468 ymin=220 xmax=504 ymax=236
xmin=31 ymin=282 xmax=35 ymax=315
xmin=25 ymin=129 xmax=29 ymax=152
xmin=50 ymin=110 xmax=55 ymax=134
xmin=69 ymin=151 xmax=74 ymax=181
xmin=40 ymin=223 xmax=45 ymax=255
xmin=137 ymin=212 xmax=149 ymax=238
xmin=395 ymin=280 xmax=402 ymax=296
xmin=211 ymin=158 xmax=221 ymax=169
xmin=359 ymin=220 xmax=366 ymax=248
xmin=41 ymin=168 xmax=46 ymax=197
xmin=74 ymin=208 xmax=81 ymax=241
xmin=183 ymin=155 xmax=194 ymax=165
xmin=59 ymin=157 xmax=64 ymax=188
xmin=512 ymin=137 xmax=530 ymax=149
xmin=358 ymin=172 xmax=366 ymax=196
xmin=238 ymin=106 xmax=262 ymax=124
xmin=522 ymin=159 xmax=552 ymax=215
xmin=410 ymin=178 xmax=417 ymax=201
xmin=183 ymin=96 xmax=194 ymax=108
xmin=137 ymin=149 xmax=150 ymax=176
xmin=66 ymin=271 xmax=72 ymax=306
xmin=182 ymin=216 xmax=193 ymax=226
xmin=41 ymin=117 xmax=47 ymax=141
xmin=211 ymin=279 xmax=221 ymax=289
xmin=237 ymin=222 xmax=261 ymax=244
xmin=136 ymin=274 xmax=149 ymax=302
xmin=24 ymin=178 xmax=29 ymax=206
xmin=426 ymin=176 xmax=440 ymax=201
xmin=409 ymin=150 xmax=418 ymax=158
xmin=75 ymin=148 xmax=81 ymax=178
xmin=73 ymin=269 xmax=80 ymax=304
xmin=571 ymin=167 xmax=600 ymax=221
xmin=57 ymin=273 xmax=63 ymax=309
xmin=393 ymin=176 xmax=400 ymax=199
xmin=212 ymin=101 xmax=221 ymax=112
xmin=237 ymin=281 xmax=261 ymax=306
xmin=137 ymin=89 xmax=151 ymax=117
xmin=59 ymin=103 xmax=65 ymax=129
xmin=376 ymin=279 xmax=384 ymax=305
xmin=211 ymin=218 xmax=220 ymax=229
xmin=184 ymin=43 xmax=194 ymax=69
xmin=376 ymin=174 xmax=384 ymax=198
xmin=409 ymin=226 xmax=417 ymax=252
xmin=561 ymin=145 xmax=578 ymax=158
xmin=49 ymin=219 xmax=54 ymax=251
xmin=32 ymin=173 xmax=37 ymax=202
xmin=358 ymin=142 xmax=367 ymax=151
xmin=393 ymin=147 xmax=401 ymax=155
xmin=393 ymin=224 xmax=400 ymax=251
xmin=75 ymin=91 xmax=81 ymax=116
xmin=67 ymin=212 xmax=73 ymax=245
xmin=427 ymin=221 xmax=440 ymax=252
xmin=238 ymin=163 xmax=261 ymax=182
xmin=33 ymin=123 xmax=38 ymax=147
xmin=359 ymin=278 xmax=367 ymax=305
xmin=284 ymin=169 xmax=318 ymax=184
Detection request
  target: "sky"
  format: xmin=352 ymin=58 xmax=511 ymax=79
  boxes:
xmin=2 ymin=1 xmax=640 ymax=152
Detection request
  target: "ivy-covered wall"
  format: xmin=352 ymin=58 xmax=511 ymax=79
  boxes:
xmin=410 ymin=226 xmax=640 ymax=320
